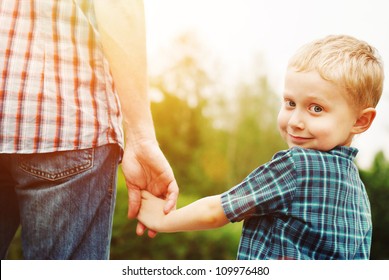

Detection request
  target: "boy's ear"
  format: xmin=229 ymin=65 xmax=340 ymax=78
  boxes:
xmin=352 ymin=108 xmax=376 ymax=134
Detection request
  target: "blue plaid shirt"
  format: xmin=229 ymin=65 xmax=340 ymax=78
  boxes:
xmin=221 ymin=146 xmax=372 ymax=259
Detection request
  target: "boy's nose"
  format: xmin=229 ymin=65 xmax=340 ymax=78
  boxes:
xmin=288 ymin=110 xmax=305 ymax=130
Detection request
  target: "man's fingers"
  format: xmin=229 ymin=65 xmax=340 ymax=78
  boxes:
xmin=163 ymin=181 xmax=179 ymax=214
xmin=163 ymin=198 xmax=175 ymax=214
xmin=127 ymin=186 xmax=141 ymax=219
xmin=136 ymin=222 xmax=157 ymax=238
xmin=148 ymin=229 xmax=157 ymax=238
xmin=136 ymin=222 xmax=146 ymax=236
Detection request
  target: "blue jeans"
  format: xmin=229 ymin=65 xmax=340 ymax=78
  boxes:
xmin=0 ymin=144 xmax=120 ymax=259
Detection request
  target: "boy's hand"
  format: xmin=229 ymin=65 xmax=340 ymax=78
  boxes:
xmin=137 ymin=191 xmax=167 ymax=235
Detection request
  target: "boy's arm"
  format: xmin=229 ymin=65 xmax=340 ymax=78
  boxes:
xmin=137 ymin=191 xmax=230 ymax=234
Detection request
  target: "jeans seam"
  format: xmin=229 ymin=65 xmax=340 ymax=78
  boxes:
xmin=107 ymin=146 xmax=119 ymax=196
xmin=19 ymin=150 xmax=94 ymax=181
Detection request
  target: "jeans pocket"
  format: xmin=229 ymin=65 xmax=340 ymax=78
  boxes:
xmin=19 ymin=148 xmax=94 ymax=181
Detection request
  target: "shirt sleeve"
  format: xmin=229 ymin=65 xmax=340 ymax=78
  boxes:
xmin=221 ymin=150 xmax=298 ymax=223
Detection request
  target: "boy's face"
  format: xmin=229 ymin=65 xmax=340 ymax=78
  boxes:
xmin=278 ymin=68 xmax=359 ymax=151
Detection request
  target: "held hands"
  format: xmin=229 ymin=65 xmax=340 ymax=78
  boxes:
xmin=137 ymin=191 xmax=167 ymax=233
xmin=121 ymin=139 xmax=178 ymax=237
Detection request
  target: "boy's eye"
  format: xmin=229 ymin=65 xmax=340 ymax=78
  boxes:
xmin=286 ymin=100 xmax=296 ymax=108
xmin=309 ymin=105 xmax=323 ymax=113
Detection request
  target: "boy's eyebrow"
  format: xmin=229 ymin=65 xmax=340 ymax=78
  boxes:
xmin=281 ymin=91 xmax=293 ymax=99
xmin=306 ymin=94 xmax=329 ymax=104
xmin=282 ymin=91 xmax=330 ymax=105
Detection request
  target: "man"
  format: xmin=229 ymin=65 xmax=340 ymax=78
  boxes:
xmin=0 ymin=0 xmax=178 ymax=259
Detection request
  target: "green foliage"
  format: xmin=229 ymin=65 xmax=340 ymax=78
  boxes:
xmin=149 ymin=33 xmax=285 ymax=196
xmin=226 ymin=77 xmax=287 ymax=183
xmin=359 ymin=151 xmax=389 ymax=260
xmin=151 ymin=91 xmax=213 ymax=195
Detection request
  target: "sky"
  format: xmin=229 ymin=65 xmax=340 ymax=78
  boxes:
xmin=144 ymin=0 xmax=389 ymax=168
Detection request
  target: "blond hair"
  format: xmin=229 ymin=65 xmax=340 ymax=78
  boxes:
xmin=288 ymin=35 xmax=384 ymax=109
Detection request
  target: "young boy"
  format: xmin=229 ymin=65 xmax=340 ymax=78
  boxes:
xmin=137 ymin=35 xmax=384 ymax=259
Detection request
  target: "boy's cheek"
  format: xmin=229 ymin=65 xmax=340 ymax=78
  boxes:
xmin=277 ymin=110 xmax=289 ymax=133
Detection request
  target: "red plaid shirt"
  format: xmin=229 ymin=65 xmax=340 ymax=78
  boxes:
xmin=0 ymin=0 xmax=123 ymax=153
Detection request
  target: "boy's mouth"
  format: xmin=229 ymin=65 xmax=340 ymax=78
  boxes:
xmin=287 ymin=134 xmax=313 ymax=145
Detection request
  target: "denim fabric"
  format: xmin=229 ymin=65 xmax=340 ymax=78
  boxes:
xmin=0 ymin=144 xmax=120 ymax=259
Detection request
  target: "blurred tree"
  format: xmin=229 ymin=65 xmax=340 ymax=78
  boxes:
xmin=151 ymin=90 xmax=212 ymax=194
xmin=151 ymin=33 xmax=286 ymax=195
xmin=359 ymin=151 xmax=389 ymax=259
xmin=150 ymin=32 xmax=286 ymax=195
xmin=150 ymin=32 xmax=221 ymax=195
xmin=226 ymin=76 xmax=286 ymax=185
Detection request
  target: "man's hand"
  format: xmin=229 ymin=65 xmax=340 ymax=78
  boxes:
xmin=121 ymin=139 xmax=179 ymax=237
